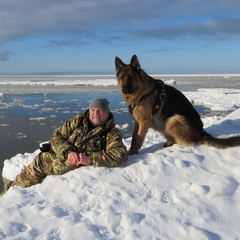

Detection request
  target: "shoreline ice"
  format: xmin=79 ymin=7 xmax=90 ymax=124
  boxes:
xmin=0 ymin=74 xmax=240 ymax=94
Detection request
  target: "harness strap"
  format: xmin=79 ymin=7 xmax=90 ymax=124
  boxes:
xmin=128 ymin=79 xmax=166 ymax=115
xmin=152 ymin=79 xmax=166 ymax=115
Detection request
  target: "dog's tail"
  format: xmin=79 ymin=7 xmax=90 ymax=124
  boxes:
xmin=200 ymin=131 xmax=240 ymax=149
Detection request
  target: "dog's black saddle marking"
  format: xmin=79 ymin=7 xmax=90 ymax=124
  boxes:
xmin=128 ymin=79 xmax=166 ymax=115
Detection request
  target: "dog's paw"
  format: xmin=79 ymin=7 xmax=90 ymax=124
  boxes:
xmin=163 ymin=141 xmax=175 ymax=148
xmin=128 ymin=149 xmax=138 ymax=155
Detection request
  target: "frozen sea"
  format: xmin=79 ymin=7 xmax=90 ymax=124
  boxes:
xmin=1 ymin=74 xmax=240 ymax=239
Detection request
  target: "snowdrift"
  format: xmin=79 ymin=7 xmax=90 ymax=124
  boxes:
xmin=1 ymin=109 xmax=240 ymax=239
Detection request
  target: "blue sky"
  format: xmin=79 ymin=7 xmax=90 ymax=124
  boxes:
xmin=0 ymin=0 xmax=240 ymax=74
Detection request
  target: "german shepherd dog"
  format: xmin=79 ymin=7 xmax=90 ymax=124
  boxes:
xmin=115 ymin=54 xmax=240 ymax=155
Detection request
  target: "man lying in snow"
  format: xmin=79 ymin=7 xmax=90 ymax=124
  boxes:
xmin=1 ymin=98 xmax=128 ymax=195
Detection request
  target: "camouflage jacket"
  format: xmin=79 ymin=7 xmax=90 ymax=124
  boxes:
xmin=50 ymin=110 xmax=128 ymax=167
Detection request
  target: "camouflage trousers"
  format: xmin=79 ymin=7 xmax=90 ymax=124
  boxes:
xmin=4 ymin=152 xmax=77 ymax=193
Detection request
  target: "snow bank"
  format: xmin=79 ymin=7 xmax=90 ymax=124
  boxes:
xmin=1 ymin=108 xmax=240 ymax=239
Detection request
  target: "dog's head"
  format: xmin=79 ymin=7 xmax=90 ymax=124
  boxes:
xmin=115 ymin=55 xmax=141 ymax=95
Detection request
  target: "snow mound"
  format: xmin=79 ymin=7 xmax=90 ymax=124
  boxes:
xmin=1 ymin=109 xmax=240 ymax=239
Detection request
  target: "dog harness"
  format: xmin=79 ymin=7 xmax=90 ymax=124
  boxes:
xmin=128 ymin=79 xmax=166 ymax=115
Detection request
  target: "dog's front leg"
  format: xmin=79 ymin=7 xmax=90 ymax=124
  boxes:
xmin=129 ymin=120 xmax=150 ymax=155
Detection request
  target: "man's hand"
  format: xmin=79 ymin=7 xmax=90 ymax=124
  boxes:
xmin=76 ymin=153 xmax=90 ymax=166
xmin=67 ymin=152 xmax=90 ymax=166
xmin=67 ymin=152 xmax=80 ymax=165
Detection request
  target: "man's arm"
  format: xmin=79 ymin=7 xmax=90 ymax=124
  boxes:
xmin=89 ymin=128 xmax=128 ymax=167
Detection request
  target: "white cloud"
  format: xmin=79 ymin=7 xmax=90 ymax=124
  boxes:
xmin=1 ymin=0 xmax=240 ymax=43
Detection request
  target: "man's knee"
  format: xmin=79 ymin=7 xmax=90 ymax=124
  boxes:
xmin=11 ymin=153 xmax=48 ymax=188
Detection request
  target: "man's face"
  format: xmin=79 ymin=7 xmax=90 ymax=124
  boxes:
xmin=89 ymin=108 xmax=108 ymax=125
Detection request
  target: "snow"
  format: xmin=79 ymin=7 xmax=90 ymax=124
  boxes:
xmin=0 ymin=75 xmax=117 ymax=87
xmin=185 ymin=88 xmax=240 ymax=111
xmin=1 ymin=76 xmax=240 ymax=239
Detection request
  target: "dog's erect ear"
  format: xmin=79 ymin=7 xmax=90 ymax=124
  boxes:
xmin=130 ymin=54 xmax=141 ymax=70
xmin=115 ymin=57 xmax=124 ymax=73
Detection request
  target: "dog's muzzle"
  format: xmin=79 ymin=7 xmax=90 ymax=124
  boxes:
xmin=122 ymin=85 xmax=134 ymax=94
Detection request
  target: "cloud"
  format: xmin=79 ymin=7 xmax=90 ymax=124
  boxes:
xmin=0 ymin=49 xmax=14 ymax=61
xmin=131 ymin=18 xmax=240 ymax=41
xmin=42 ymin=38 xmax=90 ymax=48
xmin=1 ymin=0 xmax=240 ymax=43
xmin=151 ymin=47 xmax=182 ymax=52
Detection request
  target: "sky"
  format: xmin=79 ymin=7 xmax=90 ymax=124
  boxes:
xmin=0 ymin=0 xmax=240 ymax=75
